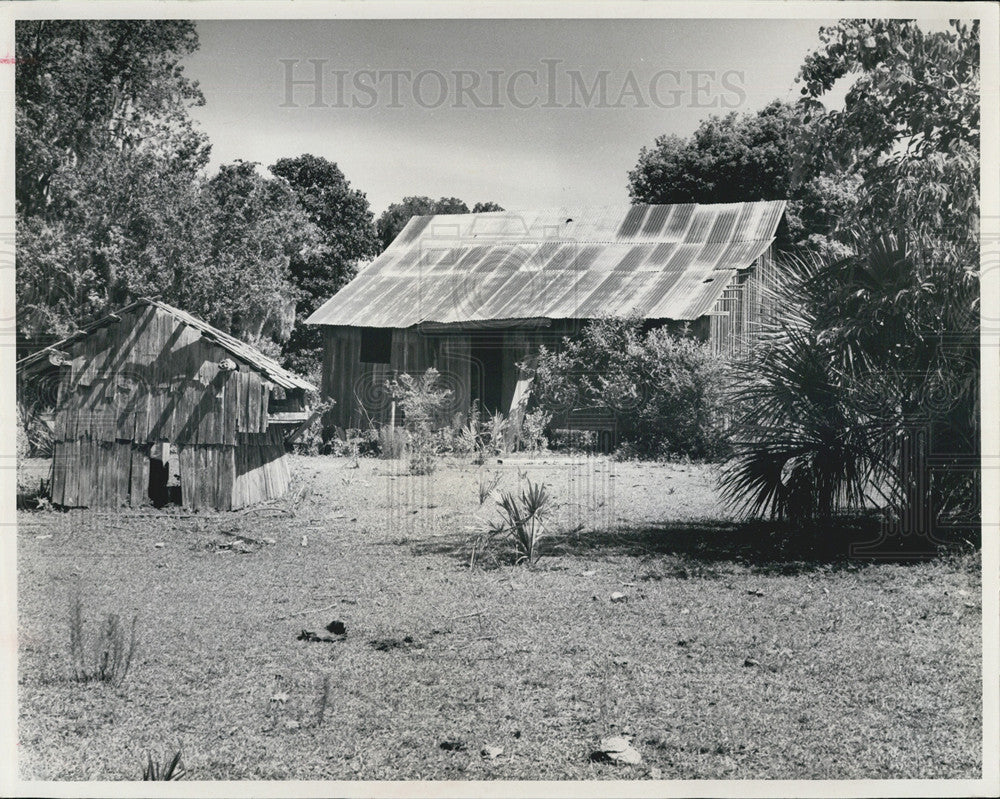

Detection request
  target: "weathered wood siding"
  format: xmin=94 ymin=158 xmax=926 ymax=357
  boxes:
xmin=707 ymin=246 xmax=776 ymax=358
xmin=321 ymin=324 xmax=579 ymax=431
xmin=321 ymin=326 xmax=362 ymax=428
xmin=49 ymin=304 xmax=293 ymax=510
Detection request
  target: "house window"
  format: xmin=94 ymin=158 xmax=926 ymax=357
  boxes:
xmin=360 ymin=328 xmax=392 ymax=364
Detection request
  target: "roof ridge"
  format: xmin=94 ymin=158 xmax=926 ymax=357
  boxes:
xmin=18 ymin=298 xmax=316 ymax=392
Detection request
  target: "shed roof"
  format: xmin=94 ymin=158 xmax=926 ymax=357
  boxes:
xmin=17 ymin=298 xmax=317 ymax=392
xmin=306 ymin=201 xmax=786 ymax=329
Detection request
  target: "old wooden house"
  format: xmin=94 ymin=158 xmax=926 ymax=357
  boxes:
xmin=306 ymin=201 xmax=786 ymax=437
xmin=16 ymin=299 xmax=316 ymax=510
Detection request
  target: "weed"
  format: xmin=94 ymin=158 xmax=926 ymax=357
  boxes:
xmin=68 ymin=597 xmax=138 ymax=686
xmin=379 ymin=426 xmax=408 ymax=459
xmin=478 ymin=470 xmax=503 ymax=506
xmin=315 ymin=674 xmax=331 ymax=727
xmin=489 ymin=478 xmax=551 ymax=566
xmin=142 ymin=750 xmax=185 ymax=780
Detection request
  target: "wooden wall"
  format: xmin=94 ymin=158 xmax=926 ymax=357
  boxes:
xmin=178 ymin=428 xmax=290 ymax=512
xmin=322 ymin=324 xmax=570 ymax=432
xmin=707 ymin=246 xmax=776 ymax=359
xmin=48 ymin=304 xmax=293 ymax=510
xmin=54 ymin=304 xmax=273 ymax=446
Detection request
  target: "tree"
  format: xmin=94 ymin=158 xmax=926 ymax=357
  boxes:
xmin=197 ymin=161 xmax=323 ymax=355
xmin=375 ymin=197 xmax=505 ymax=251
xmin=376 ymin=196 xmax=481 ymax=251
xmin=629 ymin=100 xmax=797 ymax=206
xmin=15 ymin=20 xmax=212 ymax=344
xmin=14 ymin=23 xmax=321 ymax=362
xmin=798 ymin=19 xmax=979 ymax=253
xmin=724 ymin=20 xmax=980 ymax=538
xmin=269 ymin=154 xmax=379 ymax=373
xmin=627 ymin=100 xmax=859 ymax=254
xmin=15 ymin=20 xmax=208 ymax=218
xmin=16 ymin=151 xmax=214 ymax=340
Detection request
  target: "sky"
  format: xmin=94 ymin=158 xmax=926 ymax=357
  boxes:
xmin=179 ymin=18 xmax=870 ymax=215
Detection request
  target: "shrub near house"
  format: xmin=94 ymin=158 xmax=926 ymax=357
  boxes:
xmin=532 ymin=317 xmax=732 ymax=460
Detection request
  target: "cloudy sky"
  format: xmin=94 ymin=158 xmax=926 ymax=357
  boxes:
xmin=179 ymin=17 xmax=939 ymax=214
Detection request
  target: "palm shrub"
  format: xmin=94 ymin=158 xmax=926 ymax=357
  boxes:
xmin=720 ymin=255 xmax=888 ymax=520
xmin=485 ymin=411 xmax=509 ymax=455
xmin=142 ymin=750 xmax=185 ymax=780
xmin=488 ymin=478 xmax=550 ymax=566
xmin=721 ymin=237 xmax=979 ymax=534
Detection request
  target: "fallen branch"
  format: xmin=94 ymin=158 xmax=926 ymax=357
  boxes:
xmin=238 ymin=505 xmax=291 ymax=518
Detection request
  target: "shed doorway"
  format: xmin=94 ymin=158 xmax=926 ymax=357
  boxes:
xmin=148 ymin=443 xmax=182 ymax=507
xmin=470 ymin=332 xmax=504 ymax=415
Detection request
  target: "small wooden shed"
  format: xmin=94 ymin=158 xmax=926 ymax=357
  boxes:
xmin=16 ymin=298 xmax=317 ymax=511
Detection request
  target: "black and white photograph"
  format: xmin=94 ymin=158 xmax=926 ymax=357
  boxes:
xmin=2 ymin=1 xmax=998 ymax=795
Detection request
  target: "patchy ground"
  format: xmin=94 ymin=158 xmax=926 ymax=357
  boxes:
xmin=16 ymin=454 xmax=982 ymax=780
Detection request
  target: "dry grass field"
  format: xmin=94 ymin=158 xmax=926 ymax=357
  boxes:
xmin=15 ymin=454 xmax=982 ymax=781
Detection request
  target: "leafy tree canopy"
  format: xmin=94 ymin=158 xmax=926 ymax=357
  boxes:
xmin=198 ymin=161 xmax=323 ymax=355
xmin=269 ymin=154 xmax=379 ymax=372
xmin=797 ymin=19 xmax=979 ymax=253
xmin=376 ymin=196 xmax=504 ymax=251
xmin=628 ymin=100 xmax=796 ymax=206
xmin=16 ymin=20 xmax=209 ymax=218
xmin=627 ymin=100 xmax=859 ymax=255
xmin=14 ymin=23 xmax=344 ymax=364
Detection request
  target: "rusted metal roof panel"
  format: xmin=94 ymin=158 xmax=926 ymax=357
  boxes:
xmin=305 ymin=200 xmax=785 ymax=327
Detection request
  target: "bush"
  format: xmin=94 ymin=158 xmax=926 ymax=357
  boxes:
xmin=533 ymin=317 xmax=731 ymax=460
xmin=386 ymin=368 xmax=453 ymax=474
xmin=517 ymin=409 xmax=551 ymax=453
xmin=17 ymin=400 xmax=54 ymax=457
xmin=549 ymin=429 xmax=598 ymax=453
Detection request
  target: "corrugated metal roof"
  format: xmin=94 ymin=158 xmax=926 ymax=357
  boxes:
xmin=306 ymin=201 xmax=785 ymax=328
xmin=17 ymin=298 xmax=317 ymax=392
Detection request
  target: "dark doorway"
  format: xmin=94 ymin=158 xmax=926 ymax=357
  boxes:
xmin=470 ymin=331 xmax=505 ymax=415
xmin=148 ymin=443 xmax=182 ymax=507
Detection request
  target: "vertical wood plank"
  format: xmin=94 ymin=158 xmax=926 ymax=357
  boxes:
xmin=51 ymin=442 xmax=66 ymax=506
